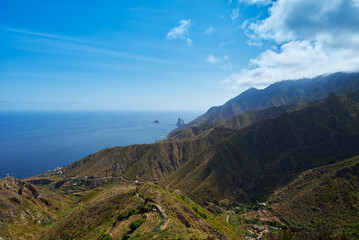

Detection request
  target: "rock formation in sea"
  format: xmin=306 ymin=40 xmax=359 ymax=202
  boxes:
xmin=176 ymin=118 xmax=185 ymax=127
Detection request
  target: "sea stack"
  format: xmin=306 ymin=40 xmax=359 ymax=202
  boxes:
xmin=176 ymin=118 xmax=185 ymax=127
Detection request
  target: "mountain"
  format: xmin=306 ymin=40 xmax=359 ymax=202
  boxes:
xmin=167 ymin=101 xmax=309 ymax=141
xmin=163 ymin=92 xmax=359 ymax=202
xmin=227 ymin=155 xmax=359 ymax=239
xmin=51 ymin=91 xmax=359 ymax=205
xmin=269 ymin=155 xmax=359 ymax=229
xmin=173 ymin=72 xmax=359 ymax=134
xmin=2 ymin=74 xmax=359 ymax=239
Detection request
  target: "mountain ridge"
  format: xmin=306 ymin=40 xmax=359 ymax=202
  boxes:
xmin=172 ymin=72 xmax=359 ymax=135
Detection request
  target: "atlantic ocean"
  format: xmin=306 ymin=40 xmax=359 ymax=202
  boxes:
xmin=0 ymin=111 xmax=201 ymax=179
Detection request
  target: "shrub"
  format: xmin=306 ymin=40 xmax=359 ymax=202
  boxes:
xmin=101 ymin=233 xmax=114 ymax=240
xmin=129 ymin=215 xmax=147 ymax=232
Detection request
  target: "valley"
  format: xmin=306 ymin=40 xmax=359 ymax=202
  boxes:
xmin=1 ymin=73 xmax=359 ymax=239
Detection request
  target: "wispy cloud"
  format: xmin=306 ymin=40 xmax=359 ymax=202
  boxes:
xmin=206 ymin=54 xmax=229 ymax=64
xmin=166 ymin=20 xmax=192 ymax=45
xmin=1 ymin=27 xmax=169 ymax=64
xmin=203 ymin=26 xmax=215 ymax=35
xmin=3 ymin=28 xmax=80 ymax=42
xmin=219 ymin=39 xmax=235 ymax=48
xmin=231 ymin=8 xmax=240 ymax=20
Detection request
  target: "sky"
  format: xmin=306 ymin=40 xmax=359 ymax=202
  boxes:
xmin=1 ymin=0 xmax=359 ymax=111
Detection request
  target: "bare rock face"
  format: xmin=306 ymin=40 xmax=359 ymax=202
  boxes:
xmin=176 ymin=118 xmax=185 ymax=127
xmin=0 ymin=176 xmax=53 ymax=225
xmin=0 ymin=176 xmax=39 ymax=199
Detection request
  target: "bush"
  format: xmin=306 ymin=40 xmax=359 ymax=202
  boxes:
xmin=129 ymin=215 xmax=147 ymax=232
xmin=101 ymin=233 xmax=114 ymax=240
xmin=192 ymin=206 xmax=207 ymax=219
xmin=117 ymin=208 xmax=136 ymax=221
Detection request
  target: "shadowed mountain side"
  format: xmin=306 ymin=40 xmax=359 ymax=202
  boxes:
xmin=172 ymin=72 xmax=359 ymax=134
xmin=269 ymin=155 xmax=359 ymax=229
xmin=163 ymin=92 xmax=359 ymax=202
xmin=167 ymin=102 xmax=309 ymax=142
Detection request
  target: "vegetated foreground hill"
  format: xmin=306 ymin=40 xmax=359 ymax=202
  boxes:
xmin=225 ymin=155 xmax=359 ymax=239
xmin=173 ymin=71 xmax=359 ymax=133
xmin=0 ymin=177 xmax=70 ymax=239
xmin=269 ymin=155 xmax=359 ymax=229
xmin=40 ymin=182 xmax=242 ymax=240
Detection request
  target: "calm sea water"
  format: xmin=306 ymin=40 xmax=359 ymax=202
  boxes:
xmin=0 ymin=111 xmax=201 ymax=179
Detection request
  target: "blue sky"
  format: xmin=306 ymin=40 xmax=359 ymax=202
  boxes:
xmin=1 ymin=0 xmax=359 ymax=110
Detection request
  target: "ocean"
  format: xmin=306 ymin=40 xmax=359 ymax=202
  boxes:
xmin=0 ymin=111 xmax=201 ymax=179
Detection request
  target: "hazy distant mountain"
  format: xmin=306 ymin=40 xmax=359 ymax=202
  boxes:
xmin=176 ymin=72 xmax=359 ymax=132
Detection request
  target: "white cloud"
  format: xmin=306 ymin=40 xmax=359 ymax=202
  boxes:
xmin=204 ymin=26 xmax=215 ymax=35
xmin=166 ymin=19 xmax=192 ymax=45
xmin=219 ymin=39 xmax=235 ymax=48
xmin=225 ymin=0 xmax=359 ymax=90
xmin=206 ymin=54 xmax=229 ymax=64
xmin=230 ymin=8 xmax=239 ymax=20
xmin=186 ymin=38 xmax=193 ymax=46
xmin=240 ymin=0 xmax=273 ymax=5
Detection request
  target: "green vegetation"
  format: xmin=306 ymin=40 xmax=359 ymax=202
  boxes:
xmin=2 ymin=76 xmax=359 ymax=239
xmin=129 ymin=214 xmax=147 ymax=232
xmin=101 ymin=233 xmax=114 ymax=240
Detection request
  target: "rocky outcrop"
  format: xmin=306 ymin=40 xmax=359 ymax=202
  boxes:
xmin=0 ymin=176 xmax=39 ymax=199
xmin=0 ymin=177 xmax=54 ymax=224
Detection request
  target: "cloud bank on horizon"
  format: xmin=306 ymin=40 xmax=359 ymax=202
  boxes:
xmin=225 ymin=0 xmax=359 ymax=90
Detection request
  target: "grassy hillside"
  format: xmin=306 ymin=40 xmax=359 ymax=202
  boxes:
xmin=0 ymin=177 xmax=70 ymax=240
xmin=223 ymin=156 xmax=359 ymax=239
xmin=40 ymin=91 xmax=359 ymax=205
xmin=60 ymin=125 xmax=236 ymax=181
xmin=269 ymin=155 xmax=359 ymax=229
xmin=41 ymin=181 xmax=243 ymax=240
xmin=2 ymin=77 xmax=359 ymax=239
xmin=163 ymin=92 xmax=359 ymax=202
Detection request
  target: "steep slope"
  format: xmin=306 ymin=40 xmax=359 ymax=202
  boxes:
xmin=269 ymin=155 xmax=359 ymax=229
xmin=163 ymin=92 xmax=359 ymax=202
xmin=167 ymin=101 xmax=309 ymax=141
xmin=176 ymin=72 xmax=359 ymax=131
xmin=0 ymin=177 xmax=70 ymax=239
xmin=41 ymin=182 xmax=243 ymax=240
xmin=61 ymin=125 xmax=236 ymax=181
